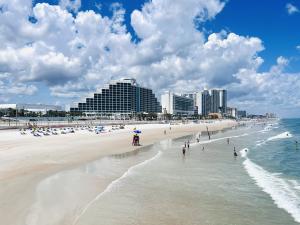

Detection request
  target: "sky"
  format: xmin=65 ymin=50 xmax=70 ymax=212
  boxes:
xmin=0 ymin=0 xmax=300 ymax=117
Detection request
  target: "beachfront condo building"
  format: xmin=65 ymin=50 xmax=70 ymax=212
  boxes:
xmin=227 ymin=107 xmax=237 ymax=118
xmin=181 ymin=89 xmax=227 ymax=117
xmin=0 ymin=103 xmax=62 ymax=114
xmin=181 ymin=92 xmax=202 ymax=115
xmin=161 ymin=91 xmax=194 ymax=116
xmin=70 ymin=78 xmax=161 ymax=115
xmin=201 ymin=89 xmax=227 ymax=116
xmin=237 ymin=110 xmax=247 ymax=118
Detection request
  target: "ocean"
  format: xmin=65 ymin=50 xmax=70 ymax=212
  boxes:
xmin=25 ymin=119 xmax=300 ymax=225
xmin=242 ymin=118 xmax=300 ymax=224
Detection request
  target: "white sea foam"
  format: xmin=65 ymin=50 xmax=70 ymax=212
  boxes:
xmin=190 ymin=133 xmax=249 ymax=147
xmin=259 ymin=122 xmax=280 ymax=133
xmin=72 ymin=151 xmax=162 ymax=225
xmin=255 ymin=131 xmax=293 ymax=147
xmin=267 ymin=132 xmax=293 ymax=141
xmin=255 ymin=140 xmax=265 ymax=147
xmin=239 ymin=148 xmax=249 ymax=158
xmin=240 ymin=148 xmax=300 ymax=223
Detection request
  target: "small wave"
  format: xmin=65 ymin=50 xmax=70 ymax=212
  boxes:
xmin=267 ymin=132 xmax=293 ymax=141
xmin=255 ymin=132 xmax=293 ymax=147
xmin=239 ymin=148 xmax=249 ymax=158
xmin=258 ymin=122 xmax=280 ymax=133
xmin=191 ymin=133 xmax=249 ymax=147
xmin=241 ymin=148 xmax=300 ymax=223
xmin=72 ymin=151 xmax=162 ymax=225
xmin=255 ymin=140 xmax=265 ymax=147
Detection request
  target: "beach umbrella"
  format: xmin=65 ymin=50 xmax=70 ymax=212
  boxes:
xmin=133 ymin=130 xmax=142 ymax=134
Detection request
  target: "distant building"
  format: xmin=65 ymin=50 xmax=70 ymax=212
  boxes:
xmin=201 ymin=90 xmax=211 ymax=116
xmin=70 ymin=78 xmax=161 ymax=115
xmin=218 ymin=89 xmax=227 ymax=114
xmin=227 ymin=107 xmax=237 ymax=118
xmin=161 ymin=92 xmax=194 ymax=116
xmin=265 ymin=113 xmax=276 ymax=118
xmin=180 ymin=89 xmax=227 ymax=117
xmin=189 ymin=89 xmax=227 ymax=116
xmin=0 ymin=104 xmax=62 ymax=114
xmin=237 ymin=110 xmax=247 ymax=118
xmin=181 ymin=92 xmax=202 ymax=115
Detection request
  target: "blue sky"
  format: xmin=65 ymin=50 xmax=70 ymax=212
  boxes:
xmin=205 ymin=0 xmax=300 ymax=72
xmin=1 ymin=0 xmax=300 ymax=117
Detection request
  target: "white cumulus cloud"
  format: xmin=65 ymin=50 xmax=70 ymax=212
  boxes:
xmin=286 ymin=3 xmax=299 ymax=15
xmin=59 ymin=0 xmax=81 ymax=13
xmin=0 ymin=0 xmax=299 ymax=116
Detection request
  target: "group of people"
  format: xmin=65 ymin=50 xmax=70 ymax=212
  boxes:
xmin=181 ymin=134 xmax=238 ymax=159
xmin=182 ymin=140 xmax=190 ymax=155
xmin=164 ymin=127 xmax=172 ymax=135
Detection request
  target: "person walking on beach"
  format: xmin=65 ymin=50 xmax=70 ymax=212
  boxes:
xmin=202 ymin=146 xmax=205 ymax=151
xmin=187 ymin=140 xmax=190 ymax=149
xmin=184 ymin=141 xmax=187 ymax=148
xmin=206 ymin=126 xmax=211 ymax=140
xmin=227 ymin=138 xmax=230 ymax=145
xmin=164 ymin=130 xmax=166 ymax=135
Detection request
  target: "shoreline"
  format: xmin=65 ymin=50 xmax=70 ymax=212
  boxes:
xmin=0 ymin=120 xmax=238 ymax=181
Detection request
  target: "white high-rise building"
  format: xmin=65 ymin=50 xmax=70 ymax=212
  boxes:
xmin=181 ymin=92 xmax=202 ymax=115
xmin=0 ymin=103 xmax=62 ymax=114
xmin=161 ymin=92 xmax=194 ymax=115
xmin=180 ymin=89 xmax=227 ymax=116
xmin=227 ymin=107 xmax=237 ymax=118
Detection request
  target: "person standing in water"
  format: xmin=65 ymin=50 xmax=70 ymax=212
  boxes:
xmin=184 ymin=142 xmax=187 ymax=148
xmin=234 ymin=147 xmax=238 ymax=158
xmin=187 ymin=140 xmax=190 ymax=149
xmin=182 ymin=146 xmax=186 ymax=155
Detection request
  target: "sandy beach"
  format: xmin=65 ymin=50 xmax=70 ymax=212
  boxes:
xmin=0 ymin=120 xmax=237 ymax=225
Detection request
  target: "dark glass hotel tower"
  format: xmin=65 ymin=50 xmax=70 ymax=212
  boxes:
xmin=70 ymin=79 xmax=161 ymax=115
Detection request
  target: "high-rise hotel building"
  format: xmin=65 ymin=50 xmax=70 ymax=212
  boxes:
xmin=198 ymin=89 xmax=227 ymax=116
xmin=70 ymin=79 xmax=161 ymax=115
xmin=182 ymin=89 xmax=227 ymax=116
xmin=208 ymin=89 xmax=227 ymax=115
xmin=161 ymin=92 xmax=194 ymax=115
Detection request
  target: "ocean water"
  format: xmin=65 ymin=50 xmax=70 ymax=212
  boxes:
xmin=24 ymin=120 xmax=300 ymax=225
xmin=242 ymin=119 xmax=300 ymax=224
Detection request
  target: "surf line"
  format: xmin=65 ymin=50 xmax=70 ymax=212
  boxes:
xmin=191 ymin=133 xmax=249 ymax=147
xmin=72 ymin=151 xmax=162 ymax=225
xmin=239 ymin=148 xmax=300 ymax=223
